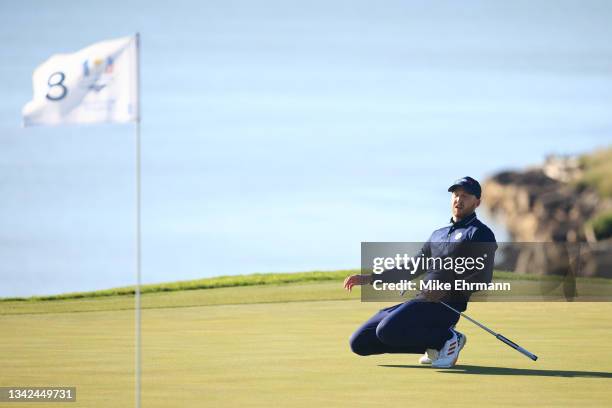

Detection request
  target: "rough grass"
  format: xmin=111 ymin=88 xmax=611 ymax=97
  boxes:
xmin=587 ymin=210 xmax=612 ymax=240
xmin=0 ymin=270 xmax=356 ymax=302
xmin=4 ymin=269 xmax=610 ymax=304
xmin=578 ymin=146 xmax=612 ymax=198
xmin=2 ymin=269 xmax=611 ymax=319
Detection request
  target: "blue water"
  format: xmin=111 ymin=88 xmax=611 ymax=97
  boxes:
xmin=1 ymin=0 xmax=611 ymax=296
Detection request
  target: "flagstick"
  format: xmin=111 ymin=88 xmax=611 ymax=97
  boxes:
xmin=134 ymin=32 xmax=142 ymax=408
xmin=135 ymin=119 xmax=142 ymax=408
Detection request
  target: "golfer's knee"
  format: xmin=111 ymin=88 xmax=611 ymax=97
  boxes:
xmin=349 ymin=332 xmax=372 ymax=356
xmin=375 ymin=319 xmax=399 ymax=346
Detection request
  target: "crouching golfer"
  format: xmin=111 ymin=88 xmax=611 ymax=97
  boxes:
xmin=344 ymin=177 xmax=497 ymax=368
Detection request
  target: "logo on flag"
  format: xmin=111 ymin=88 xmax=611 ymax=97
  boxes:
xmin=22 ymin=35 xmax=139 ymax=126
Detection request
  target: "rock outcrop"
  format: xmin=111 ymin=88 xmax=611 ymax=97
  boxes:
xmin=482 ymin=155 xmax=612 ymax=278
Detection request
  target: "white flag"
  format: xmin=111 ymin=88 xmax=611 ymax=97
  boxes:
xmin=22 ymin=35 xmax=139 ymax=126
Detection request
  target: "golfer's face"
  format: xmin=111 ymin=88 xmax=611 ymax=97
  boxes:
xmin=451 ymin=187 xmax=480 ymax=220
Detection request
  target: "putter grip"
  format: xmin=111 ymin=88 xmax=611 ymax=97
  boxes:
xmin=496 ymin=334 xmax=538 ymax=361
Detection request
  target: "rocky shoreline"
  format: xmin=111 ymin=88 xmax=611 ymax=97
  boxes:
xmin=482 ymin=154 xmax=612 ymax=278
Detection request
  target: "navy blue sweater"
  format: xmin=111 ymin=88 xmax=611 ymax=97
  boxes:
xmin=377 ymin=212 xmax=498 ymax=306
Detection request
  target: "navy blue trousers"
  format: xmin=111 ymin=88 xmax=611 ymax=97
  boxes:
xmin=349 ymin=299 xmax=463 ymax=356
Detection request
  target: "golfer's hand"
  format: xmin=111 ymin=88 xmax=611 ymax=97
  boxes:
xmin=343 ymin=274 xmax=371 ymax=292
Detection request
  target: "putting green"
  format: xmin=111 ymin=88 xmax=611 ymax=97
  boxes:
xmin=1 ymin=283 xmax=611 ymax=407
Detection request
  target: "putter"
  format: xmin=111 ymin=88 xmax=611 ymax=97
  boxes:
xmin=441 ymin=301 xmax=538 ymax=361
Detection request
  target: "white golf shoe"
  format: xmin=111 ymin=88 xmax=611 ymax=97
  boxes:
xmin=431 ymin=329 xmax=467 ymax=368
xmin=418 ymin=349 xmax=439 ymax=365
